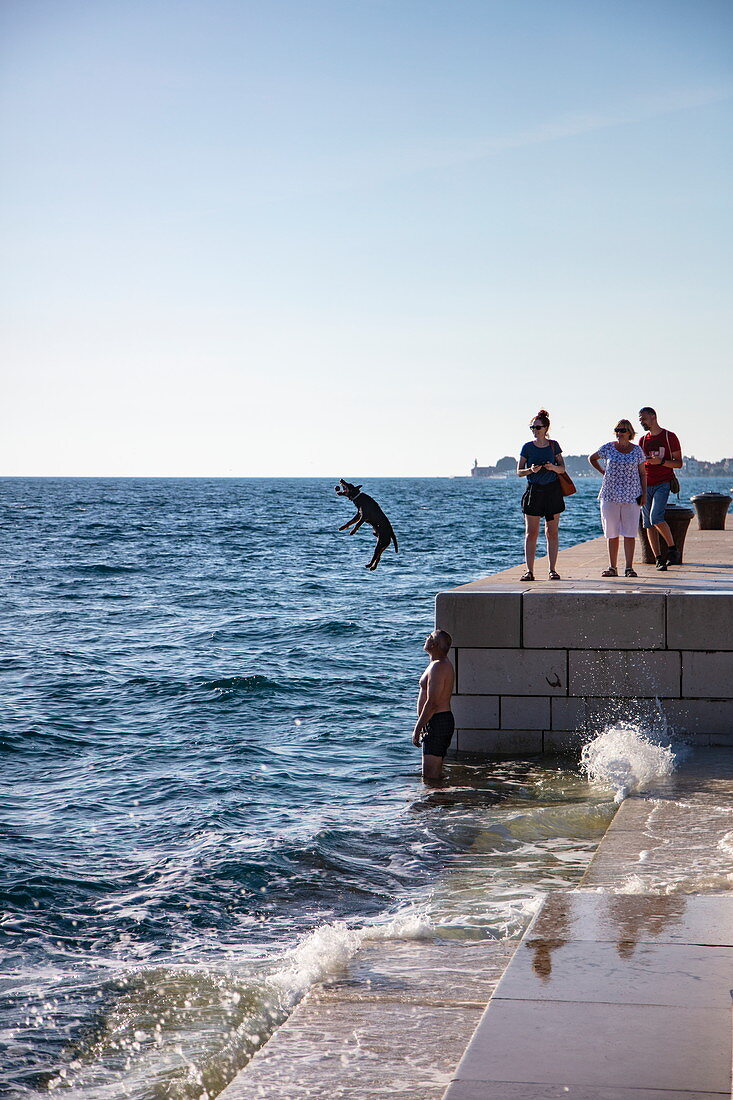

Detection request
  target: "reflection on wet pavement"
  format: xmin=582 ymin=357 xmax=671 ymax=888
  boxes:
xmin=446 ymin=748 xmax=733 ymax=1100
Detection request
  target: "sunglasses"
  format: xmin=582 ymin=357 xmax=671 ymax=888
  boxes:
xmin=614 ymin=428 xmax=629 ymax=434
xmin=531 ymin=424 xmax=544 ymax=430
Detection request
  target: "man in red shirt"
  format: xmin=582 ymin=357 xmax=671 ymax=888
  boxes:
xmin=639 ymin=407 xmax=683 ymax=569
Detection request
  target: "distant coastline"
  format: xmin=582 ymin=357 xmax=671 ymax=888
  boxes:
xmin=470 ymin=455 xmax=733 ymax=479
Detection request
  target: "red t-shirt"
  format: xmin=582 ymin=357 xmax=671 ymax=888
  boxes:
xmin=640 ymin=429 xmax=681 ymax=485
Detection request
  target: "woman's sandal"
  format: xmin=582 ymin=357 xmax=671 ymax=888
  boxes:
xmin=624 ymin=567 xmax=638 ymax=578
xmin=520 ymin=570 xmax=535 ymax=582
xmin=548 ymin=570 xmax=561 ymax=580
xmin=602 ymin=567 xmax=618 ymax=577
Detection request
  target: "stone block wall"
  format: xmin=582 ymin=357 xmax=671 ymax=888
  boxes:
xmin=436 ymin=589 xmax=733 ymax=756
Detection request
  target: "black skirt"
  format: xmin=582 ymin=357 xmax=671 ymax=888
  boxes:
xmin=521 ymin=479 xmax=565 ymax=520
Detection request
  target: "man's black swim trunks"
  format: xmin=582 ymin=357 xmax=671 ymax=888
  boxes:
xmin=422 ymin=711 xmax=455 ymax=757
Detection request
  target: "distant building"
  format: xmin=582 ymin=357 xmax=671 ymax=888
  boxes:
xmin=470 ymin=455 xmax=596 ymax=477
xmin=471 ymin=459 xmax=501 ymax=477
xmin=470 ymin=455 xmax=733 ymax=478
xmin=682 ymin=456 xmax=733 ymax=477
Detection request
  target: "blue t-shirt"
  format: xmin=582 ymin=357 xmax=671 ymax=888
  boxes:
xmin=521 ymin=440 xmax=562 ymax=485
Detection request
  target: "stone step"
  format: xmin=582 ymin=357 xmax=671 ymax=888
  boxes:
xmin=218 ymin=939 xmax=517 ymax=1099
xmin=443 ymin=749 xmax=733 ymax=1100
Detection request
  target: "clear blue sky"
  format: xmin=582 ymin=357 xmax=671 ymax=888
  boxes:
xmin=2 ymin=0 xmax=731 ymax=475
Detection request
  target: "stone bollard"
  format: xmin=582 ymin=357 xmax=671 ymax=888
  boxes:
xmin=691 ymin=492 xmax=731 ymax=530
xmin=639 ymin=505 xmax=695 ymax=564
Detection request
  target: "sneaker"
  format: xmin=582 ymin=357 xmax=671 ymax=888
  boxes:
xmin=666 ymin=545 xmax=680 ymax=565
xmin=655 ymin=555 xmax=667 ymax=571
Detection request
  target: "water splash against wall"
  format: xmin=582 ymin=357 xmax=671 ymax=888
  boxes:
xmin=581 ymin=724 xmax=677 ymax=803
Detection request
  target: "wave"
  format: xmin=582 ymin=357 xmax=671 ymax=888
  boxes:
xmin=581 ymin=724 xmax=677 ymax=803
xmin=199 ymin=674 xmax=294 ymax=696
xmin=27 ymin=906 xmax=438 ymax=1100
xmin=68 ymin=563 xmax=140 ymax=575
xmin=114 ymin=672 xmax=296 ymax=699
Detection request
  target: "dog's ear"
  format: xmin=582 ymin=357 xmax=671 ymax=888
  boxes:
xmin=353 ymin=484 xmax=362 ymax=493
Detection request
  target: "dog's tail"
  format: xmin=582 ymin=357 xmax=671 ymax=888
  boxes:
xmin=391 ymin=528 xmax=398 ymax=553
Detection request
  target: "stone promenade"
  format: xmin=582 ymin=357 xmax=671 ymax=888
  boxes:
xmin=438 ymin=529 xmax=733 ymax=756
xmin=444 ymin=748 xmax=733 ymax=1100
xmin=220 ymin=530 xmax=733 ymax=1100
xmin=219 ymin=749 xmax=733 ymax=1100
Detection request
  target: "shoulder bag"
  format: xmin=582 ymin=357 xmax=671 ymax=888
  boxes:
xmin=665 ymin=431 xmax=681 ymax=496
xmin=552 ymin=441 xmax=576 ymax=497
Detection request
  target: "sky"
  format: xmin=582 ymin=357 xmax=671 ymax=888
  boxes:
xmin=1 ymin=0 xmax=732 ymax=476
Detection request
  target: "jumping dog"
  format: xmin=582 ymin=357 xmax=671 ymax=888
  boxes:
xmin=335 ymin=479 xmax=398 ymax=571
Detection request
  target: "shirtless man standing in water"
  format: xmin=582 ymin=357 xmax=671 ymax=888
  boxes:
xmin=412 ymin=630 xmax=455 ymax=781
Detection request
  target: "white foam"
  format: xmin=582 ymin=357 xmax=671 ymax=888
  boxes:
xmin=615 ymin=871 xmax=733 ymax=895
xmin=581 ymin=724 xmax=676 ymax=803
xmin=270 ymin=921 xmax=363 ymax=1000
xmin=269 ymin=905 xmax=436 ymax=1004
xmin=615 ymin=874 xmax=651 ymax=894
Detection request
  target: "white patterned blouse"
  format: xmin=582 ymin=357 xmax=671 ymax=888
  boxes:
xmin=597 ymin=443 xmax=645 ymax=503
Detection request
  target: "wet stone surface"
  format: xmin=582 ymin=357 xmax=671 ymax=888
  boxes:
xmin=446 ymin=751 xmax=733 ymax=1100
xmin=222 ymin=750 xmax=733 ymax=1100
xmin=219 ymin=941 xmax=517 ymax=1100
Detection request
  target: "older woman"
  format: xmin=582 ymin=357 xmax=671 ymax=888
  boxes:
xmin=517 ymin=409 xmax=565 ymax=581
xmin=589 ymin=419 xmax=647 ymax=577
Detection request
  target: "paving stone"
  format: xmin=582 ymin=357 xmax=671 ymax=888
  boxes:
xmin=447 ymin=531 xmax=731 ymax=596
xmin=551 ymin=696 xmax=588 ymax=730
xmin=452 ymin=695 xmax=499 ymax=729
xmin=435 ymin=591 xmax=522 ymax=648
xmin=528 ymin=891 xmax=733 ymax=948
xmin=522 ymin=591 xmax=666 ymax=650
xmin=667 ymin=592 xmax=733 ymax=650
xmin=445 ymin=1082 xmax=728 ymax=1100
xmin=220 ymin=1003 xmax=484 ymax=1095
xmin=452 ymin=1000 xmax=730 ymax=1093
xmin=681 ymin=651 xmax=733 ymax=698
xmin=219 ymin=940 xmax=519 ymax=1100
xmin=568 ymin=650 xmax=680 ymax=698
xmin=500 ymin=696 xmax=550 ymax=730
xmin=221 ymin=998 xmax=485 ymax=1099
xmin=581 ymin=791 xmax=733 ymax=891
xmin=223 ymin=749 xmax=733 ymax=1100
xmin=496 ymin=938 xmax=733 ymax=1007
xmin=314 ymin=940 xmax=517 ymax=1005
xmin=543 ymin=729 xmax=585 ymax=752
xmin=664 ymin=698 xmax=733 ymax=734
xmin=455 ymin=729 xmax=543 ymax=755
xmin=459 ymin=649 xmax=566 ymax=696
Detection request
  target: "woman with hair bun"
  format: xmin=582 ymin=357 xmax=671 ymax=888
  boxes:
xmin=517 ymin=409 xmax=565 ymax=581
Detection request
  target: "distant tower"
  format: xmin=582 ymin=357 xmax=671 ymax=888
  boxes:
xmin=474 ymin=458 xmax=478 ymax=468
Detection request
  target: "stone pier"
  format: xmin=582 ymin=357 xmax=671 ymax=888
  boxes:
xmin=438 ymin=529 xmax=733 ymax=757
xmin=219 ymin=530 xmax=733 ymax=1100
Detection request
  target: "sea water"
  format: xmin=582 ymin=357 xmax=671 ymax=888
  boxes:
xmin=0 ymin=476 xmax=728 ymax=1098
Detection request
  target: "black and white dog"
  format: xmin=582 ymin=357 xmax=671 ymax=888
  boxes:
xmin=335 ymin=479 xmax=398 ymax=571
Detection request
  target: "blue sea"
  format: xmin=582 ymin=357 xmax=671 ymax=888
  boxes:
xmin=1 ymin=476 xmax=728 ymax=1098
